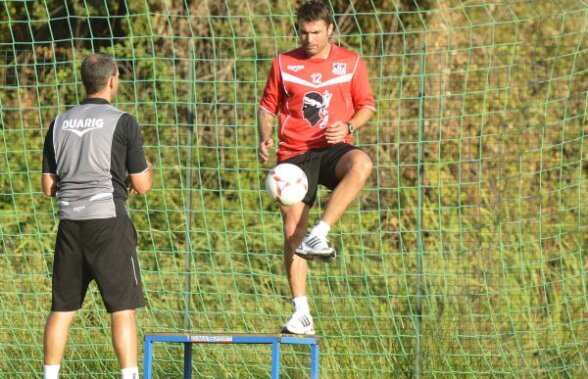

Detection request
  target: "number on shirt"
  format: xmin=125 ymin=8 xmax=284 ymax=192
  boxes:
xmin=311 ymin=73 xmax=322 ymax=84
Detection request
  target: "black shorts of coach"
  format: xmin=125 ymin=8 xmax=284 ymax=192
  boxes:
xmin=282 ymin=143 xmax=361 ymax=206
xmin=51 ymin=214 xmax=146 ymax=313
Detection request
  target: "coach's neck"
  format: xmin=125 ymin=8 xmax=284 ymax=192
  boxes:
xmin=87 ymin=72 xmax=119 ymax=103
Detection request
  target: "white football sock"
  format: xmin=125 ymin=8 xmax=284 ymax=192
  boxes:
xmin=121 ymin=367 xmax=139 ymax=379
xmin=293 ymin=296 xmax=310 ymax=314
xmin=310 ymin=220 xmax=331 ymax=239
xmin=44 ymin=364 xmax=60 ymax=379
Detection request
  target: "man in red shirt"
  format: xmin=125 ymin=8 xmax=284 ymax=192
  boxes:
xmin=258 ymin=0 xmax=375 ymax=335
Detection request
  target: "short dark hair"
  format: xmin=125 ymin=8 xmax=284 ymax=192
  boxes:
xmin=296 ymin=0 xmax=333 ymax=26
xmin=81 ymin=53 xmax=118 ymax=95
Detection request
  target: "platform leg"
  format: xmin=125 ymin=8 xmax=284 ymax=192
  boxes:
xmin=144 ymin=338 xmax=153 ymax=379
xmin=184 ymin=342 xmax=193 ymax=378
xmin=271 ymin=340 xmax=281 ymax=379
xmin=310 ymin=343 xmax=319 ymax=379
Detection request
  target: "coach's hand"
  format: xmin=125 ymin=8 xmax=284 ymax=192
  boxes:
xmin=326 ymin=121 xmax=349 ymax=144
xmin=258 ymin=138 xmax=274 ymax=164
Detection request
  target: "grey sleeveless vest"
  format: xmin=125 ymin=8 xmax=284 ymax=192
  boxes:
xmin=52 ymin=103 xmax=124 ymax=220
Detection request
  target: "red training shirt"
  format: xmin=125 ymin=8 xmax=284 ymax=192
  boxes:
xmin=260 ymin=43 xmax=376 ymax=162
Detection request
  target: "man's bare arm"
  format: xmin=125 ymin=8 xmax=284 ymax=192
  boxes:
xmin=128 ymin=159 xmax=154 ymax=195
xmin=258 ymin=109 xmax=275 ymax=164
xmin=42 ymin=173 xmax=59 ymax=197
xmin=325 ymin=107 xmax=375 ymax=144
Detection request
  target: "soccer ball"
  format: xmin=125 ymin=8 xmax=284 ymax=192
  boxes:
xmin=266 ymin=163 xmax=308 ymax=206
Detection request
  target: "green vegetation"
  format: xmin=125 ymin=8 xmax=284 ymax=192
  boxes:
xmin=1 ymin=1 xmax=587 ymax=378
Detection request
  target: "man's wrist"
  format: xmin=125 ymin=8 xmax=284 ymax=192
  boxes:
xmin=346 ymin=122 xmax=355 ymax=135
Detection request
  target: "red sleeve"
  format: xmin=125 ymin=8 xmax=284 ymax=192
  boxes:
xmin=259 ymin=57 xmax=283 ymax=116
xmin=350 ymin=57 xmax=376 ymax=112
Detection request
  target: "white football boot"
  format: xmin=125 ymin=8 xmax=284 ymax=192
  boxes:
xmin=281 ymin=311 xmax=315 ymax=335
xmin=295 ymin=234 xmax=337 ymax=261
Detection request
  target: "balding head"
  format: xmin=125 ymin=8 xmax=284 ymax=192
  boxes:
xmin=81 ymin=53 xmax=118 ymax=96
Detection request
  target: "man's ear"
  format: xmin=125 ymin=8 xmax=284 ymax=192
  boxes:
xmin=108 ymin=75 xmax=116 ymax=90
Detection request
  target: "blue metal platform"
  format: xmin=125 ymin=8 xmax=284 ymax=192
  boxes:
xmin=143 ymin=333 xmax=320 ymax=378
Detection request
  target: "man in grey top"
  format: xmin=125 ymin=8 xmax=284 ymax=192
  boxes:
xmin=41 ymin=53 xmax=153 ymax=379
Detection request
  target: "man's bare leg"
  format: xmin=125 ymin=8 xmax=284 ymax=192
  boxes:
xmin=43 ymin=311 xmax=76 ymax=379
xmin=111 ymin=309 xmax=139 ymax=378
xmin=321 ymin=149 xmax=373 ymax=226
xmin=280 ymin=203 xmax=315 ymax=334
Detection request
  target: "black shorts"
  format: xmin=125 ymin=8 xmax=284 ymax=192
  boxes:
xmin=51 ymin=215 xmax=146 ymax=313
xmin=282 ymin=143 xmax=361 ymax=206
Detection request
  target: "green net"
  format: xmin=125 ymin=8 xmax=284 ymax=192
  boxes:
xmin=1 ymin=0 xmax=587 ymax=378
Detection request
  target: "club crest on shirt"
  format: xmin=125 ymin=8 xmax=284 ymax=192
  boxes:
xmin=302 ymin=90 xmax=332 ymax=129
xmin=287 ymin=64 xmax=305 ymax=72
xmin=332 ymin=62 xmax=347 ymax=76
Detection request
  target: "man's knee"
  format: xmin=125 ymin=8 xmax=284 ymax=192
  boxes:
xmin=111 ymin=309 xmax=136 ymax=327
xmin=336 ymin=150 xmax=373 ymax=181
xmin=358 ymin=154 xmax=373 ymax=174
xmin=349 ymin=153 xmax=373 ymax=182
